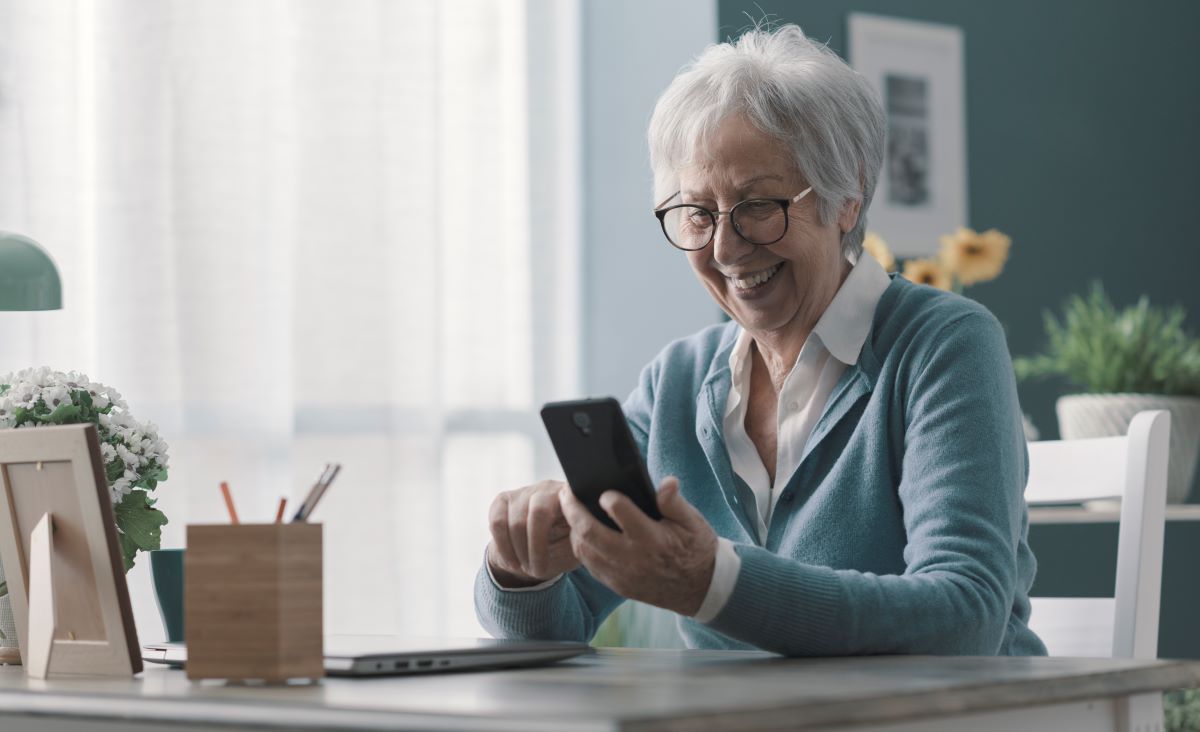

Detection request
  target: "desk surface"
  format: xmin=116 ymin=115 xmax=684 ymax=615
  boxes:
xmin=1 ymin=649 xmax=1199 ymax=731
xmin=1030 ymin=504 xmax=1200 ymax=524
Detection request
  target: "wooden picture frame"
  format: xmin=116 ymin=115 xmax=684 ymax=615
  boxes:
xmin=0 ymin=423 xmax=141 ymax=678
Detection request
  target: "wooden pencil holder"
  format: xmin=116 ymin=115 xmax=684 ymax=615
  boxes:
xmin=184 ymin=523 xmax=323 ymax=682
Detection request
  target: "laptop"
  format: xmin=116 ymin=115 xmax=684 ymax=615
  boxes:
xmin=143 ymin=635 xmax=592 ymax=677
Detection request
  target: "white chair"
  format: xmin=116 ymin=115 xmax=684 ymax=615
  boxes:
xmin=1025 ymin=409 xmax=1170 ymax=660
xmin=1025 ymin=410 xmax=1170 ymax=732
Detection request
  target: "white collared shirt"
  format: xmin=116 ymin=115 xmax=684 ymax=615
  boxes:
xmin=693 ymin=253 xmax=892 ymax=623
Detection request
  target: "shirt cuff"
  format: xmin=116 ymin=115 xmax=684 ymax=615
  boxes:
xmin=484 ymin=548 xmax=564 ymax=592
xmin=692 ymin=537 xmax=741 ymax=623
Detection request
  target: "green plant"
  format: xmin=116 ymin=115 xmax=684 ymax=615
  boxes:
xmin=1166 ymin=688 xmax=1200 ymax=732
xmin=1014 ymin=283 xmax=1200 ymax=396
xmin=0 ymin=368 xmax=169 ymax=574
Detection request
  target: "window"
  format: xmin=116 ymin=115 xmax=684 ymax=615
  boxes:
xmin=0 ymin=0 xmax=580 ymax=638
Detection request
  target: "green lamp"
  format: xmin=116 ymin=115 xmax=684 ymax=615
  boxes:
xmin=0 ymin=231 xmax=62 ymax=311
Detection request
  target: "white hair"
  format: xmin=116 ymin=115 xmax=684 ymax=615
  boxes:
xmin=648 ymin=25 xmax=886 ymax=258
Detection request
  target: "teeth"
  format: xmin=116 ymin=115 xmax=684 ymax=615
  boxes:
xmin=732 ymin=263 xmax=783 ymax=290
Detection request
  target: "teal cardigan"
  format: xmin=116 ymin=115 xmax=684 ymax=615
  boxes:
xmin=475 ymin=276 xmax=1047 ymax=656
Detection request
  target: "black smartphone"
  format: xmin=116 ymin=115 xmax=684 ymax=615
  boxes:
xmin=540 ymin=397 xmax=663 ymax=532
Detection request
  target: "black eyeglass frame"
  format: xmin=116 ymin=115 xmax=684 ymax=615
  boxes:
xmin=652 ymin=186 xmax=814 ymax=251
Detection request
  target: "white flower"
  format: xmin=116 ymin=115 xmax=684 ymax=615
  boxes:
xmin=0 ymin=368 xmax=170 ymax=505
xmin=43 ymin=384 xmax=70 ymax=408
xmin=111 ymin=477 xmax=132 ymax=501
xmin=116 ymin=443 xmax=135 ymax=466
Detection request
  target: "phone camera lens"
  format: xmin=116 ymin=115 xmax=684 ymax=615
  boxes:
xmin=572 ymin=412 xmax=591 ymax=435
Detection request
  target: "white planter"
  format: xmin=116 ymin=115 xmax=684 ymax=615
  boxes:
xmin=1057 ymin=393 xmax=1200 ymax=503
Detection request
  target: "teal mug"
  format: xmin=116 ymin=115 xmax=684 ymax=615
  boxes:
xmin=149 ymin=548 xmax=185 ymax=642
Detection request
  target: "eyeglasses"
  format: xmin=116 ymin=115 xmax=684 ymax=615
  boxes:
xmin=653 ymin=187 xmax=814 ymax=251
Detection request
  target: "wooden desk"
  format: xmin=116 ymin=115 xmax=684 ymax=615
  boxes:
xmin=1 ymin=649 xmax=1197 ymax=731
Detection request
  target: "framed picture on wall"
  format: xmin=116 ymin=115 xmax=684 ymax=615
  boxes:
xmin=848 ymin=14 xmax=966 ymax=256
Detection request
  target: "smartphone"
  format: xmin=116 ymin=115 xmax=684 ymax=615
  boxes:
xmin=540 ymin=397 xmax=663 ymax=532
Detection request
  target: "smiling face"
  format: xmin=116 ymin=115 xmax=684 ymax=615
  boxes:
xmin=678 ymin=114 xmax=858 ymax=341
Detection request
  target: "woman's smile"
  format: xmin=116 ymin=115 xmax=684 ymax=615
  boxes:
xmin=726 ymin=261 xmax=786 ymax=298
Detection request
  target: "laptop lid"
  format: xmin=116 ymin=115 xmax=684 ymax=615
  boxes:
xmin=143 ymin=635 xmax=592 ymax=677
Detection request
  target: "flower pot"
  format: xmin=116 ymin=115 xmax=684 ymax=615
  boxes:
xmin=1056 ymin=393 xmax=1200 ymax=503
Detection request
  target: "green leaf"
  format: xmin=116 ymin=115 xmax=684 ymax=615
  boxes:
xmin=117 ymin=531 xmax=140 ymax=572
xmin=105 ymin=457 xmax=125 ymax=484
xmin=131 ymin=460 xmax=168 ymax=491
xmin=46 ymin=402 xmax=83 ymax=424
xmin=113 ymin=490 xmax=169 ymax=572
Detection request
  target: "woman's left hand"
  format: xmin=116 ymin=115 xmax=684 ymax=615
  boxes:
xmin=558 ymin=476 xmax=718 ymax=616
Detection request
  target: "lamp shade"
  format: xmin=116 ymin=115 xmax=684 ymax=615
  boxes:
xmin=0 ymin=231 xmax=62 ymax=311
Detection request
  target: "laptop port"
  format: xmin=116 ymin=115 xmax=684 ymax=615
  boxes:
xmin=416 ymin=659 xmax=433 ymax=669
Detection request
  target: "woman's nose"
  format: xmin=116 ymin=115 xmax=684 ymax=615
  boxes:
xmin=710 ymin=214 xmax=753 ymax=267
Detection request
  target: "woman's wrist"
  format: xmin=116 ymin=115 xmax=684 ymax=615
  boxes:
xmin=486 ymin=544 xmax=549 ymax=588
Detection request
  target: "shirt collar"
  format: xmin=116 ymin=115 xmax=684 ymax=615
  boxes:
xmin=812 ymin=253 xmax=892 ymax=366
xmin=727 ymin=325 xmax=754 ymax=379
xmin=725 ymin=252 xmax=891 ymax=373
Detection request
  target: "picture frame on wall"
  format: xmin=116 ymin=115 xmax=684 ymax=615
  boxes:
xmin=848 ymin=13 xmax=966 ymax=256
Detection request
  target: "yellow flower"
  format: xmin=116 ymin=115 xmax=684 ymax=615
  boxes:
xmin=902 ymin=258 xmax=953 ymax=291
xmin=939 ymin=227 xmax=1011 ymax=286
xmin=861 ymin=231 xmax=896 ymax=272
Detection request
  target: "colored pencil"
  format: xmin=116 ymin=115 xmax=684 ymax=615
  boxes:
xmin=220 ymin=481 xmax=240 ymax=524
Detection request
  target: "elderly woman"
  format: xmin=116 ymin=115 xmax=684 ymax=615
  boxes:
xmin=475 ymin=25 xmax=1045 ymax=656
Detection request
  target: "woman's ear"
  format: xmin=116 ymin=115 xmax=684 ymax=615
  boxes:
xmin=838 ymin=197 xmax=862 ymax=234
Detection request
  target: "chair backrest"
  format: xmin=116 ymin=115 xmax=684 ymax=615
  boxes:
xmin=1025 ymin=410 xmax=1170 ymax=659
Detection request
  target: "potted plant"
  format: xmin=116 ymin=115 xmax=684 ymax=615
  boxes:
xmin=1013 ymin=284 xmax=1200 ymax=503
xmin=0 ymin=368 xmax=170 ymax=660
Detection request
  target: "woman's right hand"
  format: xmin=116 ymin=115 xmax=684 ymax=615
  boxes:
xmin=486 ymin=480 xmax=580 ymax=588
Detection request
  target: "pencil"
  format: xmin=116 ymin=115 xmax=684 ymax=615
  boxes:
xmin=305 ymin=464 xmax=340 ymax=519
xmin=292 ymin=464 xmax=333 ymax=523
xmin=274 ymin=497 xmax=288 ymax=524
xmin=220 ymin=481 xmax=240 ymax=524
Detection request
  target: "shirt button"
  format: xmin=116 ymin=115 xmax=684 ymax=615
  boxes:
xmin=789 ymin=401 xmax=800 ymax=410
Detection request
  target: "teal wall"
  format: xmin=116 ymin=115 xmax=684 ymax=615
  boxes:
xmin=718 ymin=1 xmax=1200 ymax=497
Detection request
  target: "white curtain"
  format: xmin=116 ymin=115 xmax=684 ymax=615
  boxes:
xmin=0 ymin=0 xmax=580 ymax=640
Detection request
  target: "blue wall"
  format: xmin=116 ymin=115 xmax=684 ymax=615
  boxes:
xmin=718 ymin=1 xmax=1200 ymax=471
